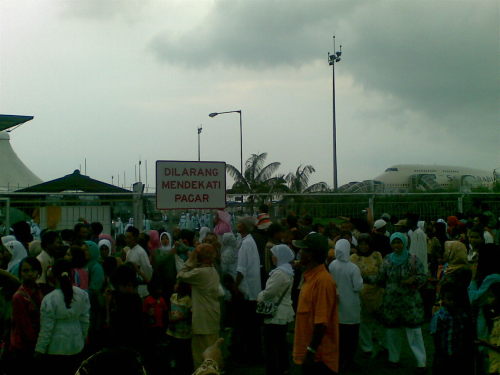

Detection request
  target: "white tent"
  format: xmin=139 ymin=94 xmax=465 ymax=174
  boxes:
xmin=0 ymin=130 xmax=42 ymax=191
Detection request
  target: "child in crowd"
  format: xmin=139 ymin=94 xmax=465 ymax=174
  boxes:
xmin=8 ymin=257 xmax=44 ymax=373
xmin=144 ymin=283 xmax=168 ymax=340
xmin=143 ymin=283 xmax=169 ymax=375
xmin=430 ymin=281 xmax=474 ymax=373
xmin=68 ymin=245 xmax=89 ymax=292
xmin=167 ymin=281 xmax=193 ymax=375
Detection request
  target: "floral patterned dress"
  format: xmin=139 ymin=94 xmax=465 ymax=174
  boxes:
xmin=351 ymin=252 xmax=384 ymax=318
xmin=378 ymin=254 xmax=427 ymax=328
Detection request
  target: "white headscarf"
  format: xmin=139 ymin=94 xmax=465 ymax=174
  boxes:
xmin=334 ymin=239 xmax=351 ymax=262
xmin=417 ymin=221 xmax=425 ymax=232
xmin=98 ymin=239 xmax=112 ymax=257
xmin=199 ymin=227 xmax=210 ymax=242
xmin=6 ymin=240 xmax=28 ymax=273
xmin=159 ymin=232 xmax=172 ymax=251
xmin=270 ymin=244 xmax=295 ymax=276
xmin=410 ymin=226 xmax=428 ymax=274
xmin=437 ymin=218 xmax=448 ymax=233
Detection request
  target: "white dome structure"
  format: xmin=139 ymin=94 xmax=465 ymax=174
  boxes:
xmin=0 ymin=115 xmax=42 ymax=191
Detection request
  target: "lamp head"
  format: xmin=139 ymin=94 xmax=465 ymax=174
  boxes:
xmin=208 ymin=113 xmax=218 ymax=118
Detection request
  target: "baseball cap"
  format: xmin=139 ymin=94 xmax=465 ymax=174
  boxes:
xmin=293 ymin=233 xmax=328 ymax=253
xmin=373 ymin=219 xmax=387 ymax=230
xmin=256 ymin=213 xmax=271 ymax=230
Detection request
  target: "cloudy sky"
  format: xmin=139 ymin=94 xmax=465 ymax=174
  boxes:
xmin=1 ymin=0 xmax=498 ymax=191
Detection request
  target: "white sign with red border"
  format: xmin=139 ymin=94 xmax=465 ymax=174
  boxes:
xmin=156 ymin=160 xmax=226 ymax=209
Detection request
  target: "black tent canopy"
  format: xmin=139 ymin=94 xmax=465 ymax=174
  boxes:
xmin=16 ymin=170 xmax=130 ymax=193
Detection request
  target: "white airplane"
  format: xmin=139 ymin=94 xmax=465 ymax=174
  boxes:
xmin=340 ymin=164 xmax=496 ymax=193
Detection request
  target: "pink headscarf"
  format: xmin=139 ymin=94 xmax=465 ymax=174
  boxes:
xmin=214 ymin=210 xmax=232 ymax=236
xmin=148 ymin=230 xmax=161 ymax=251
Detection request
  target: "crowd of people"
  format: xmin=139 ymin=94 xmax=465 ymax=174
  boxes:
xmin=0 ymin=203 xmax=498 ymax=375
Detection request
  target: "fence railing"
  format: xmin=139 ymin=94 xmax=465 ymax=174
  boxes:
xmin=1 ymin=192 xmax=499 ymax=237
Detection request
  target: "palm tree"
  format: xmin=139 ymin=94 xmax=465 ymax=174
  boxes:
xmin=226 ymin=152 xmax=287 ymax=205
xmin=282 ymin=165 xmax=329 ymax=217
xmin=286 ymin=165 xmax=329 ymax=193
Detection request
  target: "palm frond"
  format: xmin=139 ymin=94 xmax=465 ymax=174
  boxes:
xmin=256 ymin=162 xmax=281 ymax=182
xmin=303 ymin=182 xmax=329 ymax=193
xmin=226 ymin=164 xmax=243 ymax=180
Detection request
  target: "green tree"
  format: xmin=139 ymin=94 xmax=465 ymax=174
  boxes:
xmin=286 ymin=165 xmax=329 ymax=193
xmin=281 ymin=165 xmax=329 ymax=216
xmin=226 ymin=152 xmax=287 ymax=205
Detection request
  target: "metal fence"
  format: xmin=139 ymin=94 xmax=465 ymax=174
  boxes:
xmin=1 ymin=192 xmax=499 ymax=237
xmin=222 ymin=192 xmax=500 ymax=222
xmin=0 ymin=192 xmax=137 ymax=236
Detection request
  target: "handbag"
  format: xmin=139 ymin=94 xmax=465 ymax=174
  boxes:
xmin=256 ymin=283 xmax=291 ymax=319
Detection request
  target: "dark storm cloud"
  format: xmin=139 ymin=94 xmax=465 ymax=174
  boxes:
xmin=149 ymin=0 xmax=358 ymax=68
xmin=149 ymin=0 xmax=499 ymax=134
xmin=344 ymin=1 xmax=499 ymax=121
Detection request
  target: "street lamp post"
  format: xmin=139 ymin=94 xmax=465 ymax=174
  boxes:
xmin=208 ymin=110 xmax=243 ymax=176
xmin=328 ymin=36 xmax=342 ymax=191
xmin=197 ymin=125 xmax=202 ymax=161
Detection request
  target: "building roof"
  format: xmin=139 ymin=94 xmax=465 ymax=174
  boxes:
xmin=16 ymin=169 xmax=131 ymax=193
xmin=0 ymin=114 xmax=34 ymax=132
xmin=0 ymin=130 xmax=42 ymax=191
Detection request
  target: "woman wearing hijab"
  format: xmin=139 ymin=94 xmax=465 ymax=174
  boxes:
xmin=329 ymin=239 xmax=364 ymax=370
xmin=177 ymin=243 xmax=221 ymax=369
xmin=410 ymin=221 xmax=428 ymax=275
xmin=98 ymin=234 xmax=115 ymax=256
xmin=257 ymin=244 xmax=295 ymax=375
xmin=147 ymin=230 xmax=161 ymax=253
xmin=410 ymin=221 xmax=433 ymax=320
xmin=350 ymin=234 xmax=385 ymax=357
xmin=213 ymin=210 xmax=232 ymax=237
xmin=151 ymin=231 xmax=172 ymax=266
xmin=6 ymin=240 xmax=28 ymax=277
xmin=159 ymin=232 xmax=172 ymax=252
xmin=440 ymin=241 xmax=471 ymax=290
xmin=378 ymin=232 xmax=427 ymax=372
xmin=98 ymin=239 xmax=112 ymax=261
xmin=198 ymin=227 xmax=210 ymax=244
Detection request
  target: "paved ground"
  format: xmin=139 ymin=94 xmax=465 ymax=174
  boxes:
xmin=222 ymin=324 xmax=434 ymax=375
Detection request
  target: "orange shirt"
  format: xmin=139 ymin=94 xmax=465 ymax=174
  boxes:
xmin=293 ymin=264 xmax=339 ymax=373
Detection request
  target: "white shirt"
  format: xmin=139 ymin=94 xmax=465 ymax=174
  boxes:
xmin=36 ymin=287 xmax=90 ymax=355
xmin=126 ymin=244 xmax=153 ymax=281
xmin=329 ymin=256 xmax=363 ymax=324
xmin=126 ymin=244 xmax=153 ymax=297
xmin=257 ymin=269 xmax=294 ymax=325
xmin=236 ymin=234 xmax=262 ymax=300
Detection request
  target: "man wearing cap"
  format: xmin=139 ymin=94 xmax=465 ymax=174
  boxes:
xmin=292 ymin=233 xmax=339 ymax=374
xmin=371 ymin=219 xmax=392 ymax=257
xmin=233 ymin=216 xmax=262 ymax=362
